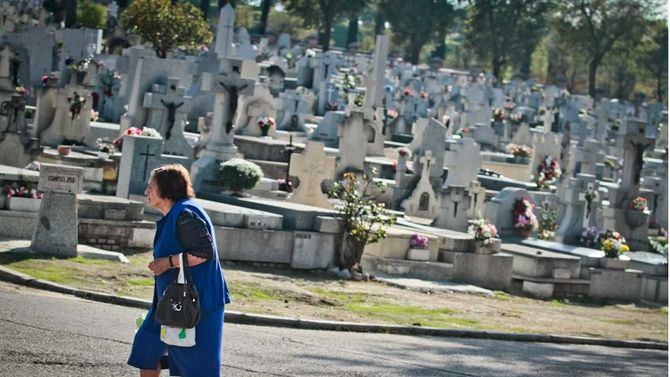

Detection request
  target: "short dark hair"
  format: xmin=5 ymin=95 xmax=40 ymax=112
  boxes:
xmin=150 ymin=164 xmax=195 ymax=202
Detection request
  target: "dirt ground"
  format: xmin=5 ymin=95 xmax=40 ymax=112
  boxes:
xmin=0 ymin=243 xmax=666 ymax=342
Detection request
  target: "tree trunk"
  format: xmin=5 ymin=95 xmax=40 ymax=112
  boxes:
xmin=656 ymin=70 xmax=664 ymax=102
xmin=346 ymin=17 xmax=358 ymax=47
xmin=588 ymin=59 xmax=599 ymax=98
xmin=258 ymin=0 xmax=271 ymax=35
xmin=64 ymin=0 xmax=77 ymax=27
xmin=374 ymin=6 xmax=384 ymax=35
xmin=433 ymin=29 xmax=447 ymax=60
xmin=218 ymin=0 xmax=233 ymax=9
xmin=492 ymin=56 xmax=503 ymax=81
xmin=321 ymin=13 xmax=333 ymax=51
xmin=199 ymin=0 xmax=209 ymax=19
xmin=340 ymin=235 xmax=366 ymax=272
xmin=408 ymin=42 xmax=422 ymax=65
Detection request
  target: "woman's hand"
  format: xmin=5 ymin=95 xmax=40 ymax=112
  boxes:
xmin=148 ymin=257 xmax=171 ymax=275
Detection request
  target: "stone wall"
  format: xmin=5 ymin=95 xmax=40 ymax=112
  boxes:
xmin=78 ymin=218 xmax=155 ymax=251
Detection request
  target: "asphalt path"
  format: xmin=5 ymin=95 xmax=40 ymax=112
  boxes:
xmin=0 ymin=282 xmax=666 ymax=377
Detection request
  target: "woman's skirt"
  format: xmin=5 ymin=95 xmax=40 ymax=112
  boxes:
xmin=128 ymin=305 xmax=224 ymax=377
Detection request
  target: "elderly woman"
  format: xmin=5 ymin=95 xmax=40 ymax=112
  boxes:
xmin=128 ymin=164 xmax=230 ymax=377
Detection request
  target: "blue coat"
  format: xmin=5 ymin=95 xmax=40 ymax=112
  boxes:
xmin=128 ymin=198 xmax=230 ymax=376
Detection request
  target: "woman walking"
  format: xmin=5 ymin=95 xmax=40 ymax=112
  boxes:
xmin=128 ymin=164 xmax=231 ymax=377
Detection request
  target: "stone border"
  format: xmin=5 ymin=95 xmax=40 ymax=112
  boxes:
xmin=0 ymin=265 xmax=666 ymax=351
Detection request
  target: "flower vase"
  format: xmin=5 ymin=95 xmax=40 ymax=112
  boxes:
xmin=600 ymin=255 xmax=631 ymax=270
xmin=624 ymin=210 xmax=649 ymax=229
xmin=98 ymin=151 xmax=109 ymax=160
xmin=260 ymin=127 xmax=270 ymax=137
xmin=473 ymin=239 xmax=500 ymax=254
xmin=518 ymin=228 xmax=532 ymax=238
xmin=57 ymin=145 xmax=71 ymax=156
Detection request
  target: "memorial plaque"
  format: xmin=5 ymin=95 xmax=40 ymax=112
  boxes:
xmin=37 ymin=163 xmax=84 ymax=194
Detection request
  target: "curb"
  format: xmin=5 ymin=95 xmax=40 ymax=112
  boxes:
xmin=0 ymin=266 xmax=666 ymax=351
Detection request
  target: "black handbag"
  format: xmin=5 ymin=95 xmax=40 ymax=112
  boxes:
xmin=156 ymin=253 xmax=201 ymax=328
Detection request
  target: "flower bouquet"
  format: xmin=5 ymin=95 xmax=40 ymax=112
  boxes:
xmin=580 ymin=226 xmax=601 ymax=248
xmin=599 ymin=229 xmax=629 ymax=258
xmin=468 ymin=218 xmax=498 ymax=245
xmin=257 ymin=116 xmax=275 ymax=137
xmin=534 ymin=155 xmax=562 ymax=189
xmin=410 ymin=234 xmax=429 ymax=249
xmin=407 ymin=233 xmax=430 ymax=261
xmin=506 ymin=144 xmax=532 ymax=159
xmin=512 ymin=198 xmax=538 ymax=237
xmin=628 ymin=197 xmax=648 ymax=212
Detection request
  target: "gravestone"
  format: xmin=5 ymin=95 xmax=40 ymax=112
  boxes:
xmin=337 ymin=96 xmax=375 ymax=175
xmin=434 ymin=185 xmax=469 ymax=231
xmin=234 ymin=28 xmax=257 ymax=60
xmin=142 ymin=77 xmax=193 ymax=156
xmin=31 ymin=163 xmax=84 ymax=257
xmin=40 ymin=85 xmax=93 ymax=146
xmin=0 ymin=94 xmax=38 ymax=167
xmin=467 ymin=180 xmax=486 ymax=220
xmin=443 ymin=138 xmax=481 ymax=187
xmin=310 ymin=110 xmax=345 ymax=148
xmin=277 ymin=88 xmax=311 ymax=131
xmin=530 ymin=130 xmax=561 ymax=173
xmin=59 ymin=28 xmax=103 ymax=73
xmin=556 ymin=174 xmax=600 ymax=244
xmin=485 ymin=187 xmax=533 ymax=237
xmin=511 ymin=122 xmax=532 ymax=146
xmin=288 ymin=141 xmax=335 ymax=209
xmin=116 ymin=135 xmax=190 ymax=199
xmin=409 ymin=117 xmax=447 ymax=188
xmin=235 ymin=84 xmax=277 ymax=136
xmin=401 ymin=151 xmax=439 ymax=219
xmin=191 ymin=58 xmax=257 ymax=191
xmin=364 ymin=34 xmax=389 ymax=108
xmin=215 ymin=4 xmax=235 ymax=59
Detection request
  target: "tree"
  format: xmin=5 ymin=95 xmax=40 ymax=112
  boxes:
xmin=552 ymin=0 xmax=656 ymax=97
xmin=464 ymin=0 xmax=550 ymax=81
xmin=640 ymin=20 xmax=668 ymax=102
xmin=120 ymin=0 xmax=212 ymax=58
xmin=282 ymin=0 xmax=367 ymax=51
xmin=382 ymin=0 xmax=454 ymax=64
xmin=258 ymin=0 xmax=272 ymax=34
xmin=328 ymin=171 xmax=396 ymax=272
xmin=77 ymin=0 xmax=107 ymax=29
xmin=64 ymin=0 xmax=77 ymax=27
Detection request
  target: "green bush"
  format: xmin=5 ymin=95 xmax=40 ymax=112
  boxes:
xmin=78 ymin=0 xmax=107 ymax=29
xmin=218 ymin=158 xmax=263 ymax=192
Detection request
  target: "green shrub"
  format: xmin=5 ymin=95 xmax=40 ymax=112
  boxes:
xmin=218 ymin=158 xmax=263 ymax=192
xmin=77 ymin=0 xmax=107 ymax=29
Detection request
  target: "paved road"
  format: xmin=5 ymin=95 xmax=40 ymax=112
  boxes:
xmin=0 ymin=282 xmax=666 ymax=377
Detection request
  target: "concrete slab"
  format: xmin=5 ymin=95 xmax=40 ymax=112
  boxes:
xmin=372 ymin=272 xmax=494 ymax=296
xmin=196 ymin=198 xmax=283 ymax=230
xmin=502 ymin=243 xmax=581 ymax=279
xmin=77 ymin=244 xmax=129 ymax=263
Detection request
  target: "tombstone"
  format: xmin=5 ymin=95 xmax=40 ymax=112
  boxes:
xmin=191 ymin=58 xmax=257 ymax=191
xmin=1 ymin=27 xmax=54 ymax=87
xmin=556 ymin=174 xmax=600 ymax=244
xmin=277 ymin=88 xmax=311 ymax=131
xmin=288 ymin=141 xmax=335 ymax=209
xmin=98 ymin=67 xmax=123 ymax=122
xmin=59 ymin=28 xmax=103 ymax=72
xmin=234 ymin=27 xmax=257 ymax=60
xmin=434 ymin=185 xmax=469 ymax=231
xmin=31 ymin=163 xmax=84 ymax=257
xmin=467 ymin=180 xmax=486 ymax=220
xmin=116 ymin=135 xmax=190 ymax=199
xmin=120 ymin=55 xmax=189 ymax=133
xmin=511 ymin=122 xmax=532 ymax=146
xmin=215 ymin=4 xmax=235 ymax=59
xmin=575 ymin=138 xmax=605 ymax=176
xmin=0 ymin=94 xmax=38 ymax=167
xmin=443 ymin=138 xmax=481 ymax=188
xmin=530 ymin=130 xmax=562 ymax=173
xmin=266 ymin=62 xmax=286 ymax=97
xmin=310 ymin=110 xmax=345 ymax=148
xmin=364 ymin=34 xmax=389 ymax=108
xmin=235 ymin=84 xmax=277 ymax=136
xmin=485 ymin=187 xmax=534 ymax=237
xmin=142 ymin=77 xmax=193 ymax=156
xmin=195 ymin=112 xmax=213 ymax=157
xmin=337 ymin=98 xmax=374 ymax=175
xmin=401 ymin=151 xmax=439 ymax=219
xmin=40 ymin=85 xmax=93 ymax=146
xmin=312 ymin=51 xmax=339 ymax=91
xmin=408 ymin=117 xmax=447 ymax=188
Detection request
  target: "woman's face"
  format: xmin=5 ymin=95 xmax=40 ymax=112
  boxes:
xmin=144 ymin=178 xmax=165 ymax=209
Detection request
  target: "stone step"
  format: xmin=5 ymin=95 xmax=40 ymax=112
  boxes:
xmin=501 ymin=243 xmax=582 ymax=279
xmin=362 ymin=256 xmax=454 ymax=281
xmin=78 ymin=194 xmax=144 ymax=221
xmin=510 ymin=274 xmax=591 ymax=299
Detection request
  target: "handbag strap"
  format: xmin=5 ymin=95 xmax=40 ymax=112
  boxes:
xmin=177 ymin=253 xmax=186 ymax=284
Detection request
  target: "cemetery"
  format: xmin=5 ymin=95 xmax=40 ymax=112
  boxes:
xmin=0 ymin=0 xmax=667 ymax=326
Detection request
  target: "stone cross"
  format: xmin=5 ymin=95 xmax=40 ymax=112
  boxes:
xmin=619 ymin=119 xmax=654 ymax=192
xmin=215 ymin=4 xmax=235 ymax=59
xmin=201 ymin=59 xmax=256 ymax=158
xmin=107 ymin=1 xmax=119 ymax=18
xmin=401 ymin=150 xmax=439 ymax=219
xmin=578 ymin=180 xmax=599 ymax=227
xmin=467 ymin=180 xmax=486 ymax=219
xmin=142 ymin=78 xmax=191 ymax=140
xmin=288 ymin=141 xmax=335 ymax=209
xmin=0 ymin=45 xmax=11 ymax=78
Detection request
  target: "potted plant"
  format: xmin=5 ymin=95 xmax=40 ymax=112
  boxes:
xmin=218 ymin=158 xmax=263 ymax=195
xmin=257 ymin=116 xmax=275 ymax=137
xmin=328 ymin=170 xmax=396 ymax=274
xmin=506 ymin=143 xmax=532 ymax=164
xmin=625 ymin=196 xmax=650 ymax=229
xmin=468 ymin=217 xmax=499 ymax=254
xmin=96 ymin=137 xmax=114 ymax=159
xmin=598 ymin=229 xmax=631 ymax=269
xmin=512 ymin=198 xmax=538 ymax=238
xmin=5 ymin=180 xmax=43 ymax=212
xmin=407 ymin=233 xmax=430 ymax=261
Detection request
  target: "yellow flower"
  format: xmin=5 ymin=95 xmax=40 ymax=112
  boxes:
xmin=621 ymin=245 xmax=630 ymax=252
